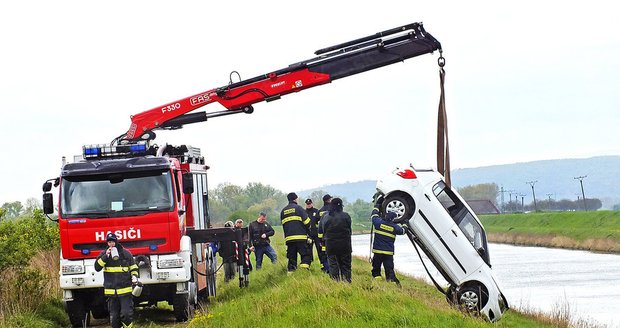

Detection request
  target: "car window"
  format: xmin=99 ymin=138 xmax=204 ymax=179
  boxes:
xmin=433 ymin=180 xmax=491 ymax=265
xmin=457 ymin=212 xmax=490 ymax=264
xmin=433 ymin=181 xmax=463 ymax=223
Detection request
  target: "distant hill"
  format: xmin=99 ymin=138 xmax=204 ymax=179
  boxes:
xmin=298 ymin=156 xmax=620 ymax=209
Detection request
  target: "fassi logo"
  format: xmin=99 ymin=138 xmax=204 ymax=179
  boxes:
xmin=190 ymin=93 xmax=211 ymax=106
xmin=96 ymin=228 xmax=142 ymax=242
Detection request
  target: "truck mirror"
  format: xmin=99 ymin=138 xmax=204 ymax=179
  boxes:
xmin=43 ymin=193 xmax=54 ymax=214
xmin=477 ymin=247 xmax=486 ymax=257
xmin=42 ymin=181 xmax=52 ymax=192
xmin=182 ymin=173 xmax=194 ymax=194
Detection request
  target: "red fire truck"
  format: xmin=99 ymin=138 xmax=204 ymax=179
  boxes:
xmin=42 ymin=22 xmax=441 ymax=327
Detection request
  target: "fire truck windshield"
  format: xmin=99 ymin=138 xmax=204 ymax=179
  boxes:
xmin=61 ymin=170 xmax=174 ymax=218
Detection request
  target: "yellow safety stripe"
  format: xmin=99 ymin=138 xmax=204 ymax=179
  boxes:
xmin=319 ymin=211 xmax=326 ymax=217
xmin=282 ymin=216 xmax=302 ymax=224
xmin=104 ymin=266 xmax=130 ymax=273
xmin=97 ymin=258 xmax=106 ymax=267
xmin=372 ymin=249 xmax=394 ymax=255
xmin=283 ymin=208 xmax=296 ymax=215
xmin=303 ymin=218 xmax=311 ymax=225
xmin=371 ymin=214 xmax=380 ymax=219
xmin=373 ymin=207 xmax=380 ymax=211
xmin=321 ymin=246 xmax=326 ymax=251
xmin=317 ymin=233 xmax=323 ymax=238
xmin=379 ymin=224 xmax=395 ymax=232
xmin=129 ymin=264 xmax=138 ymax=271
xmin=131 ymin=271 xmax=139 ymax=276
xmin=375 ymin=230 xmax=396 ymax=239
xmin=285 ymin=235 xmax=308 ymax=242
xmin=122 ymin=322 xmax=134 ymax=328
xmin=104 ymin=286 xmax=133 ymax=295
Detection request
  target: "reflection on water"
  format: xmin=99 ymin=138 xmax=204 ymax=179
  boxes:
xmin=351 ymin=234 xmax=620 ymax=328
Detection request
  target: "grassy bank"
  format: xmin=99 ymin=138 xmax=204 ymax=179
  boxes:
xmin=188 ymin=234 xmax=558 ymax=328
xmin=480 ymin=211 xmax=620 ymax=252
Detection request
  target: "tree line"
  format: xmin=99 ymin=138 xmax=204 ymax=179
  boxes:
xmin=455 ymin=182 xmax=603 ymax=212
xmin=208 ymin=182 xmax=375 ymax=229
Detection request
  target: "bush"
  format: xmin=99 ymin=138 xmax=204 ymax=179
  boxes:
xmin=0 ymin=211 xmax=61 ymax=321
xmin=0 ymin=210 xmax=59 ymax=271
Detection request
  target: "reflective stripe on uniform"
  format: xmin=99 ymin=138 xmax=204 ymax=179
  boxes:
xmin=321 ymin=246 xmax=326 ymax=251
xmin=285 ymin=235 xmax=307 ymax=242
xmin=303 ymin=218 xmax=311 ymax=225
xmin=374 ymin=230 xmax=396 ymax=239
xmin=317 ymin=233 xmax=323 ymax=238
xmin=129 ymin=264 xmax=138 ymax=271
xmin=97 ymin=258 xmax=106 ymax=267
xmin=104 ymin=266 xmax=130 ymax=273
xmin=104 ymin=286 xmax=133 ymax=295
xmin=372 ymin=249 xmax=394 ymax=255
xmin=122 ymin=322 xmax=134 ymax=328
xmin=379 ymin=224 xmax=394 ymax=232
xmin=282 ymin=216 xmax=302 ymax=224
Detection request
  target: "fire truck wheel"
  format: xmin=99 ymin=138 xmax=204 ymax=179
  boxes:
xmin=173 ymin=292 xmax=194 ymax=322
xmin=90 ymin=305 xmax=109 ymax=320
xmin=66 ymin=299 xmax=90 ymax=328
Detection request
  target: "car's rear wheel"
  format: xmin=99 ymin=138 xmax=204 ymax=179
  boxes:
xmin=382 ymin=194 xmax=415 ymax=223
xmin=457 ymin=284 xmax=488 ymax=313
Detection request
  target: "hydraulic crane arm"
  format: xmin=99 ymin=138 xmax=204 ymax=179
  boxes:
xmin=121 ymin=22 xmax=441 ymax=142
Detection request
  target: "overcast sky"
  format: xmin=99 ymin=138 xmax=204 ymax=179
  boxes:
xmin=1 ymin=0 xmax=618 ymax=204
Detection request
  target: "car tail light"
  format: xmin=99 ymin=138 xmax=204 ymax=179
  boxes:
xmin=396 ymin=169 xmax=417 ymax=179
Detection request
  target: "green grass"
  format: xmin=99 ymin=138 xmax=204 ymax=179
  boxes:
xmin=0 ymin=298 xmax=69 ymax=328
xmin=188 ymin=233 xmax=552 ymax=328
xmin=480 ymin=211 xmax=620 ymax=242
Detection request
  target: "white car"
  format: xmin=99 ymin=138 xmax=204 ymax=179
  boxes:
xmin=375 ymin=165 xmax=509 ymax=322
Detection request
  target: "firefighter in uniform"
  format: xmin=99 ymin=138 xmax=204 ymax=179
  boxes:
xmin=95 ymin=232 xmax=139 ymax=328
xmin=316 ymin=194 xmax=332 ymax=272
xmin=305 ymin=198 xmax=328 ymax=272
xmin=280 ymin=192 xmax=312 ymax=272
xmin=370 ymin=198 xmax=405 ymax=285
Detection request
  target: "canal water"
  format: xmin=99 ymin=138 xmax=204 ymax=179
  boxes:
xmin=351 ymin=235 xmax=620 ymax=327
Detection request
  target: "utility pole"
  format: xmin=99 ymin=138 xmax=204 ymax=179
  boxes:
xmin=499 ymin=186 xmax=506 ymax=213
xmin=574 ymin=175 xmax=588 ymax=211
xmin=526 ymin=180 xmax=538 ymax=211
xmin=519 ymin=193 xmax=526 ymax=212
xmin=507 ymin=190 xmax=516 ymax=213
xmin=546 ymin=193 xmax=554 ymax=211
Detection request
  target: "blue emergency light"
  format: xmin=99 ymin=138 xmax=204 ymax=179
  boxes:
xmin=149 ymin=244 xmax=158 ymax=251
xmin=81 ymin=249 xmax=90 ymax=255
xmin=82 ymin=142 xmax=149 ymax=159
xmin=130 ymin=144 xmax=147 ymax=152
xmin=83 ymin=147 xmax=101 ymax=156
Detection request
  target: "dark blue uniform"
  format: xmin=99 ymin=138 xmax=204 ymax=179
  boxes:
xmin=371 ymin=207 xmax=404 ymax=283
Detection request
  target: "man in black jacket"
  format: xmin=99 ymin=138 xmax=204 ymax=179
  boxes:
xmin=249 ymin=212 xmax=277 ymax=269
xmin=280 ymin=192 xmax=311 ymax=272
xmin=319 ymin=198 xmax=352 ymax=282
xmin=305 ymin=198 xmax=328 ymax=272
xmin=317 ymin=194 xmax=332 ymax=272
xmin=95 ymin=232 xmax=139 ymax=328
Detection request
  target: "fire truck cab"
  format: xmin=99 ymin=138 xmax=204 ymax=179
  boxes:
xmin=43 ymin=143 xmax=225 ymax=326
